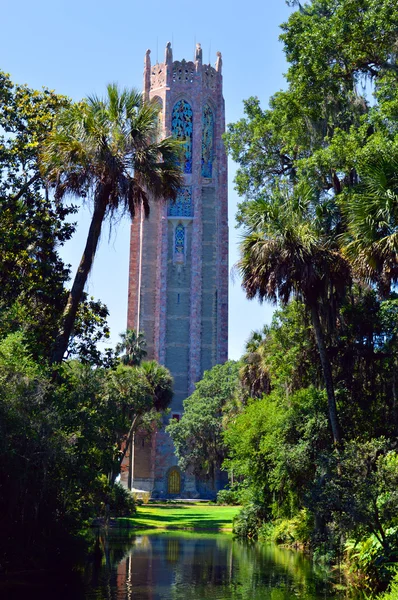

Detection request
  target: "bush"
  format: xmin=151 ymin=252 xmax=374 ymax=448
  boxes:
xmin=216 ymin=488 xmax=239 ymax=505
xmin=345 ymin=528 xmax=398 ymax=591
xmin=233 ymin=503 xmax=262 ymax=539
xmin=378 ymin=571 xmax=398 ymax=599
xmin=108 ymin=483 xmax=136 ymax=517
xmin=132 ymin=491 xmax=150 ymax=505
xmin=258 ymin=510 xmax=312 ymax=546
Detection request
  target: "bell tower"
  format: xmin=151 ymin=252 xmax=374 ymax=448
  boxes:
xmin=124 ymin=42 xmax=228 ymax=498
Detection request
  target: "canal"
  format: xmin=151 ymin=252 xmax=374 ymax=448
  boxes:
xmin=80 ymin=531 xmax=347 ymax=599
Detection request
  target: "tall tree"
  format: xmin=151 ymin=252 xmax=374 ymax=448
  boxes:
xmin=0 ymin=71 xmax=74 ymax=359
xmin=116 ymin=329 xmax=147 ymax=366
xmin=239 ymin=327 xmax=271 ymax=399
xmin=41 ymin=84 xmax=183 ymax=364
xmin=108 ymin=360 xmax=173 ymax=470
xmin=342 ymin=147 xmax=398 ymax=297
xmin=238 ymin=189 xmax=350 ymax=445
xmin=167 ymin=361 xmax=240 ymax=485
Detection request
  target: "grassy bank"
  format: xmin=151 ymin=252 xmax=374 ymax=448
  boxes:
xmin=118 ymin=503 xmax=240 ymax=532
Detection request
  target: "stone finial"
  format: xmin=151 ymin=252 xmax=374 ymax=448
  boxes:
xmin=216 ymin=51 xmax=222 ymax=73
xmin=165 ymin=41 xmax=173 ymax=65
xmin=143 ymin=49 xmax=151 ymax=98
xmin=195 ymin=43 xmax=202 ymax=64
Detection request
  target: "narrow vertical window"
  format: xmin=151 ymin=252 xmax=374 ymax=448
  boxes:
xmin=202 ymin=104 xmax=214 ymax=177
xmin=174 ymin=224 xmax=185 ymax=261
xmin=152 ymin=96 xmax=163 ymax=141
xmin=171 ymin=100 xmax=193 ymax=174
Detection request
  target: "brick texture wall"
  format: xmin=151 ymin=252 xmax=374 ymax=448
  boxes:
xmin=123 ymin=43 xmax=228 ymax=498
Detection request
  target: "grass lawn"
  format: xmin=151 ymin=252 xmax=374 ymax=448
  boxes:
xmin=118 ymin=503 xmax=240 ymax=532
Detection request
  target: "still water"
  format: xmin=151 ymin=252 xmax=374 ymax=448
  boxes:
xmin=80 ymin=531 xmax=346 ymax=600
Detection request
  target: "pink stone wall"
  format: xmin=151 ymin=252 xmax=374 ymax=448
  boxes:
xmin=125 ymin=44 xmax=228 ymax=497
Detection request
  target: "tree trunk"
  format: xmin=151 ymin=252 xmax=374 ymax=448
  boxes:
xmin=12 ymin=173 xmax=40 ymax=201
xmin=51 ymin=193 xmax=108 ymax=364
xmin=310 ymin=303 xmax=342 ymax=446
xmin=119 ymin=414 xmax=140 ymax=465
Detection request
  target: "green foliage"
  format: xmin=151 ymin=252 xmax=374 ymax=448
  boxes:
xmin=225 ymin=386 xmax=330 ymax=519
xmin=216 ymin=488 xmax=240 ymax=506
xmin=345 ymin=531 xmax=398 ymax=591
xmin=223 ymin=2 xmax=398 ymax=588
xmin=116 ymin=329 xmax=147 ymax=366
xmin=0 ymin=72 xmax=75 ymax=361
xmin=0 ymin=331 xmax=171 ymax=569
xmin=68 ymin=296 xmax=112 ymax=366
xmin=41 ymin=84 xmax=183 ymax=364
xmin=167 ymin=361 xmax=239 ymax=484
xmin=233 ymin=503 xmax=265 ymax=539
xmin=314 ymin=439 xmax=398 ymax=551
xmin=378 ymin=570 xmax=398 ymax=600
xmin=107 ymin=482 xmax=136 ymax=517
xmin=0 ymin=73 xmax=176 ymax=574
xmin=222 ymin=290 xmax=398 ymax=589
xmin=259 ymin=510 xmax=313 ymax=546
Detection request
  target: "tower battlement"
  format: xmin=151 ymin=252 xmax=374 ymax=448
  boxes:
xmin=144 ymin=43 xmax=222 ymax=95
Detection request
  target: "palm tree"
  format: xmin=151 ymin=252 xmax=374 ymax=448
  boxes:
xmin=41 ymin=84 xmax=183 ymax=364
xmin=116 ymin=329 xmax=147 ymax=366
xmin=109 ymin=360 xmax=173 ymax=473
xmin=240 ymin=327 xmax=271 ymax=399
xmin=238 ymin=189 xmax=350 ymax=445
xmin=342 ymin=150 xmax=398 ymax=297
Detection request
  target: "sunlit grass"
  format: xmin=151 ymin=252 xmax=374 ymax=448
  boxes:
xmin=118 ymin=503 xmax=240 ymax=532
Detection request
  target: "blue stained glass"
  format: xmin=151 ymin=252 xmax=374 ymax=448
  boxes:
xmin=175 ymin=224 xmax=185 ymax=255
xmin=202 ymin=104 xmax=214 ymax=178
xmin=168 ymin=187 xmax=193 ymax=217
xmin=171 ymin=100 xmax=193 ymax=174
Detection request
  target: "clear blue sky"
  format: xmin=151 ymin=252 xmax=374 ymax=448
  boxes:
xmin=2 ymin=0 xmax=293 ymax=359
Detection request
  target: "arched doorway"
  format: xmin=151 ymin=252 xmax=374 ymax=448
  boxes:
xmin=168 ymin=467 xmax=181 ymax=494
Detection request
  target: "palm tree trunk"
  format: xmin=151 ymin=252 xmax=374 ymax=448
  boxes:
xmin=310 ymin=303 xmax=342 ymax=446
xmin=51 ymin=193 xmax=108 ymax=364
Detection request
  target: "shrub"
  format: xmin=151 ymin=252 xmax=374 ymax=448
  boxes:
xmin=216 ymin=488 xmax=239 ymax=505
xmin=258 ymin=510 xmax=312 ymax=546
xmin=142 ymin=491 xmax=150 ymax=505
xmin=379 ymin=571 xmax=398 ymax=599
xmin=344 ymin=528 xmax=398 ymax=591
xmin=233 ymin=503 xmax=262 ymax=539
xmin=108 ymin=483 xmax=136 ymax=517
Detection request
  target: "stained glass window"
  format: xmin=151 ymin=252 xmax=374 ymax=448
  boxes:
xmin=168 ymin=187 xmax=193 ymax=217
xmin=171 ymin=100 xmax=193 ymax=174
xmin=202 ymin=104 xmax=214 ymax=177
xmin=174 ymin=224 xmax=185 ymax=257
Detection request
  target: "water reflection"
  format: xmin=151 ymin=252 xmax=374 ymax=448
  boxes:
xmin=83 ymin=532 xmax=345 ymax=600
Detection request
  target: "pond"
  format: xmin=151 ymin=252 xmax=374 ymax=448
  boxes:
xmin=81 ymin=531 xmax=347 ymax=600
xmin=3 ymin=531 xmax=354 ymax=599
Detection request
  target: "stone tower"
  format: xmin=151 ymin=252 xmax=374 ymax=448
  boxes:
xmin=123 ymin=42 xmax=228 ymax=498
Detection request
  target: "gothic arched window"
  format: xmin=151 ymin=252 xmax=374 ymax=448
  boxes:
xmin=174 ymin=224 xmax=185 ymax=260
xmin=171 ymin=100 xmax=193 ymax=174
xmin=202 ymin=104 xmax=214 ymax=177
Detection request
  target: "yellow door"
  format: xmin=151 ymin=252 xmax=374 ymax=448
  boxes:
xmin=168 ymin=468 xmax=181 ymax=494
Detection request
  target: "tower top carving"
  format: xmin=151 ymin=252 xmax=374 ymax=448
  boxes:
xmin=144 ymin=42 xmax=222 ymax=92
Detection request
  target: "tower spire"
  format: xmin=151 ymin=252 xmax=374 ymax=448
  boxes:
xmin=143 ymin=49 xmax=151 ymax=99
